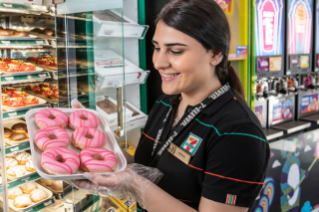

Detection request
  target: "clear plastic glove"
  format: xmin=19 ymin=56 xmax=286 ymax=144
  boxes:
xmin=71 ymin=163 xmax=163 ymax=208
xmin=71 ymin=99 xmax=85 ymax=109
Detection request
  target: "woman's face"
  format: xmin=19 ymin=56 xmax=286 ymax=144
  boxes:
xmin=152 ymin=21 xmax=222 ymax=96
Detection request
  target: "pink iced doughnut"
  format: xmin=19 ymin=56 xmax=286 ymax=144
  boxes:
xmin=69 ymin=110 xmax=99 ymax=130
xmin=35 ymin=126 xmax=70 ymax=152
xmin=35 ymin=108 xmax=68 ymax=129
xmin=80 ymin=148 xmax=118 ymax=173
xmin=41 ymin=147 xmax=80 ymax=175
xmin=71 ymin=127 xmax=106 ymax=150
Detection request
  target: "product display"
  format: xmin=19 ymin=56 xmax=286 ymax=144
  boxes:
xmin=0 ymin=58 xmax=37 ymax=73
xmin=38 ymin=178 xmax=55 ymax=186
xmin=35 ymin=108 xmax=69 ymax=129
xmin=7 ymin=165 xmax=26 ymax=177
xmin=14 ymin=151 xmax=31 ymax=165
xmin=13 ymin=195 xmax=32 ymax=208
xmin=35 ymin=126 xmax=70 ymax=151
xmin=8 ymin=187 xmax=23 ymax=199
xmin=72 ymin=127 xmax=106 ymax=149
xmin=20 ymin=182 xmax=38 ymax=194
xmin=25 ymin=83 xmax=59 ymax=100
xmin=41 ymin=147 xmax=80 ymax=175
xmin=30 ymin=189 xmax=47 ymax=202
xmin=80 ymin=148 xmax=118 ymax=172
xmin=69 ymin=110 xmax=99 ymax=129
xmin=5 ymin=158 xmax=18 ymax=170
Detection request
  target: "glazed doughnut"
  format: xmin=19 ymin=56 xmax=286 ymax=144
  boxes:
xmin=71 ymin=127 xmax=106 ymax=150
xmin=35 ymin=126 xmax=70 ymax=151
xmin=35 ymin=108 xmax=68 ymax=129
xmin=80 ymin=148 xmax=118 ymax=173
xmin=69 ymin=110 xmax=99 ymax=129
xmin=41 ymin=147 xmax=80 ymax=175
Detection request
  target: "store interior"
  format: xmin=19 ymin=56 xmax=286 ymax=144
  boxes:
xmin=0 ymin=0 xmax=316 ymax=211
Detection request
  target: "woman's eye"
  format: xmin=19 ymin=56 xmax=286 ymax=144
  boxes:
xmin=170 ymin=50 xmax=183 ymax=55
xmin=153 ymin=47 xmax=160 ymax=51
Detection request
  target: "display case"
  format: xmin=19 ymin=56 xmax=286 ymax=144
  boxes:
xmin=0 ymin=0 xmax=148 ymax=211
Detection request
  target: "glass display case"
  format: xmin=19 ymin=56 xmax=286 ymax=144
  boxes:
xmin=0 ymin=0 xmax=148 ymax=211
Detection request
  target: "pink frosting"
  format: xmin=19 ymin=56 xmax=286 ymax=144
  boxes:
xmin=35 ymin=109 xmax=68 ymax=129
xmin=69 ymin=110 xmax=99 ymax=129
xmin=41 ymin=147 xmax=80 ymax=174
xmin=35 ymin=126 xmax=70 ymax=151
xmin=72 ymin=127 xmax=106 ymax=149
xmin=80 ymin=148 xmax=117 ymax=172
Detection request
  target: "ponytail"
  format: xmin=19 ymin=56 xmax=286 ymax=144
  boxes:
xmin=227 ymin=65 xmax=246 ymax=103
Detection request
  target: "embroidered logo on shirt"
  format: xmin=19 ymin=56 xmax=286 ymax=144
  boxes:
xmin=226 ymin=194 xmax=237 ymax=206
xmin=181 ymin=133 xmax=202 ymax=156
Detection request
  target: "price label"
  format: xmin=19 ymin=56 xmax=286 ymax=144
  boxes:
xmin=44 ymin=200 xmax=52 ymax=206
xmin=36 ymin=41 xmax=44 ymax=44
xmin=24 ymin=208 xmax=32 ymax=212
xmin=21 ymin=177 xmax=30 ymax=182
xmin=8 ymin=112 xmax=17 ymax=117
xmin=2 ymin=41 xmax=10 ymax=44
xmin=287 ymin=71 xmax=291 ymax=75
xmin=39 ymin=74 xmax=46 ymax=78
xmin=10 ymin=147 xmax=19 ymax=152
xmin=3 ymin=4 xmax=12 ymax=7
xmin=5 ymin=77 xmax=14 ymax=81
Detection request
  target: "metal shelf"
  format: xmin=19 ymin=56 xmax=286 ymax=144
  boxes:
xmin=1 ymin=72 xmax=51 ymax=85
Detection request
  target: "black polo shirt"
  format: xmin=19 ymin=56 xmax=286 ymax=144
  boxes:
xmin=135 ymin=89 xmax=270 ymax=209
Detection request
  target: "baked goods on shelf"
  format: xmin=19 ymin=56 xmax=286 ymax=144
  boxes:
xmin=4 ymin=127 xmax=13 ymax=138
xmin=7 ymin=165 xmax=26 ymax=177
xmin=14 ymin=152 xmax=32 ymax=165
xmin=50 ymin=181 xmax=63 ymax=192
xmin=20 ymin=182 xmax=37 ymax=194
xmin=38 ymin=178 xmax=54 ymax=186
xmin=30 ymin=189 xmax=47 ymax=202
xmin=8 ymin=187 xmax=23 ymax=199
xmin=27 ymin=55 xmax=57 ymax=68
xmin=0 ymin=58 xmax=36 ymax=73
xmin=13 ymin=195 xmax=32 ymax=208
xmin=25 ymin=159 xmax=36 ymax=172
xmin=25 ymin=83 xmax=59 ymax=100
xmin=8 ymin=132 xmax=28 ymax=142
xmin=3 ymin=121 xmax=29 ymax=142
xmin=12 ymin=123 xmax=27 ymax=133
xmin=12 ymin=31 xmax=30 ymax=37
xmin=2 ymin=89 xmax=40 ymax=108
xmin=5 ymin=158 xmax=18 ymax=170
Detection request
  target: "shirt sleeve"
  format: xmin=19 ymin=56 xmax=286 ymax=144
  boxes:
xmin=201 ymin=122 xmax=270 ymax=208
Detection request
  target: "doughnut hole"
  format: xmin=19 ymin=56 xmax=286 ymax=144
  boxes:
xmin=85 ymin=134 xmax=94 ymax=139
xmin=92 ymin=154 xmax=104 ymax=160
xmin=48 ymin=134 xmax=57 ymax=139
xmin=48 ymin=115 xmax=55 ymax=119
xmin=56 ymin=155 xmax=66 ymax=163
xmin=80 ymin=115 xmax=88 ymax=120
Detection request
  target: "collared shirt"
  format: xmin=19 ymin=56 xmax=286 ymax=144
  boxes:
xmin=135 ymin=89 xmax=270 ymax=209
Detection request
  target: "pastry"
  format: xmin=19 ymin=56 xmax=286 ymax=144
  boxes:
xmin=14 ymin=152 xmax=31 ymax=165
xmin=38 ymin=178 xmax=54 ymax=186
xmin=50 ymin=181 xmax=63 ymax=192
xmin=20 ymin=182 xmax=37 ymax=194
xmin=35 ymin=108 xmax=68 ymax=129
xmin=0 ymin=29 xmax=12 ymax=36
xmin=69 ymin=110 xmax=99 ymax=130
xmin=35 ymin=126 xmax=70 ymax=151
xmin=4 ymin=127 xmax=12 ymax=138
xmin=30 ymin=189 xmax=47 ymax=202
xmin=13 ymin=195 xmax=32 ymax=208
xmin=25 ymin=159 xmax=36 ymax=172
xmin=5 ymin=158 xmax=18 ymax=169
xmin=8 ymin=133 xmax=28 ymax=142
xmin=6 ymin=29 xmax=16 ymax=35
xmin=71 ymin=127 xmax=106 ymax=150
xmin=7 ymin=165 xmax=25 ymax=177
xmin=8 ymin=187 xmax=23 ymax=199
xmin=41 ymin=147 xmax=80 ymax=175
xmin=12 ymin=31 xmax=30 ymax=37
xmin=12 ymin=123 xmax=27 ymax=133
xmin=80 ymin=148 xmax=117 ymax=173
xmin=43 ymin=28 xmax=54 ymax=36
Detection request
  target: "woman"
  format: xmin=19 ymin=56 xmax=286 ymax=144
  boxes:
xmin=73 ymin=0 xmax=270 ymax=211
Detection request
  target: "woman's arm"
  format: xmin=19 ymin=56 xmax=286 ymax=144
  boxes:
xmin=142 ymin=177 xmax=248 ymax=212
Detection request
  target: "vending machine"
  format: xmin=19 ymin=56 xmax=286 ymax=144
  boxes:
xmin=253 ymin=0 xmax=286 ymax=140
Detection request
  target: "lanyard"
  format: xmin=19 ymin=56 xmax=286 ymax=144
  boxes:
xmin=150 ymin=83 xmax=231 ymax=166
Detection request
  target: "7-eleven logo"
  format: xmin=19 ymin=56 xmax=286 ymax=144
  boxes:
xmin=181 ymin=133 xmax=202 ymax=156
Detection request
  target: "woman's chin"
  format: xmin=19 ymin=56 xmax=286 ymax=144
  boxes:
xmin=162 ymin=86 xmax=180 ymax=96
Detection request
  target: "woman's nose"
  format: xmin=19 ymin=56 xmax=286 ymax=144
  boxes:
xmin=153 ymin=51 xmax=170 ymax=70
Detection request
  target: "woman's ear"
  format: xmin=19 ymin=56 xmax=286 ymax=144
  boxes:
xmin=210 ymin=51 xmax=224 ymax=66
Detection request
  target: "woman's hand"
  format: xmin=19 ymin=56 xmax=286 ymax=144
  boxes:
xmin=72 ymin=164 xmax=163 ymax=208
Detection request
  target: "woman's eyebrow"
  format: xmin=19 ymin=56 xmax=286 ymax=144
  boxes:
xmin=152 ymin=40 xmax=187 ymax=47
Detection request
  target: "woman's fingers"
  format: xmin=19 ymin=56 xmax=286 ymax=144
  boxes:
xmin=72 ymin=179 xmax=99 ymax=190
xmin=84 ymin=172 xmax=123 ymax=188
xmin=71 ymin=99 xmax=85 ymax=108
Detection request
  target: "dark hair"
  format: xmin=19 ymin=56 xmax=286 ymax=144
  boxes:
xmin=156 ymin=0 xmax=246 ymax=102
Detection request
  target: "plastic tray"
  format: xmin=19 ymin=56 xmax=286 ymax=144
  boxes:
xmin=1 ymin=65 xmax=43 ymax=76
xmin=2 ymin=95 xmax=47 ymax=111
xmin=4 ymin=183 xmax=53 ymax=211
xmin=0 ymin=35 xmax=37 ymax=40
xmin=25 ymin=108 xmax=127 ymax=180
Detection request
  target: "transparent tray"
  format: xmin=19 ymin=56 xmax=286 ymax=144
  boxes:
xmin=25 ymin=108 xmax=127 ymax=180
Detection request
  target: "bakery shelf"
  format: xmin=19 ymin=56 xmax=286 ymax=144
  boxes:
xmin=0 ymin=3 xmax=48 ymax=15
xmin=5 ymin=141 xmax=30 ymax=155
xmin=0 ymin=72 xmax=51 ymax=85
xmin=52 ymin=69 xmax=95 ymax=79
xmin=19 ymin=197 xmax=55 ymax=212
xmin=0 ymin=39 xmax=50 ymax=48
xmin=0 ymin=172 xmax=41 ymax=194
xmin=3 ymin=104 xmax=51 ymax=120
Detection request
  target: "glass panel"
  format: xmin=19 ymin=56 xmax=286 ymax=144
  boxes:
xmin=55 ymin=0 xmax=126 ymax=210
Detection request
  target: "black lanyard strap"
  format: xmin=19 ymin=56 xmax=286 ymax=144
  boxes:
xmin=149 ymin=83 xmax=231 ymax=166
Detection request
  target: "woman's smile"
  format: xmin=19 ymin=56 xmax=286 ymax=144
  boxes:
xmin=161 ymin=73 xmax=180 ymax=82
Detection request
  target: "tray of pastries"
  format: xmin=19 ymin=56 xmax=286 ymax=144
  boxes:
xmin=25 ymin=83 xmax=58 ymax=102
xmin=5 ymin=151 xmax=36 ymax=180
xmin=0 ymin=28 xmax=37 ymax=40
xmin=2 ymin=87 xmax=47 ymax=111
xmin=3 ymin=182 xmax=53 ymax=211
xmin=36 ymin=179 xmax=68 ymax=194
xmin=0 ymin=58 xmax=43 ymax=75
xmin=3 ymin=119 xmax=29 ymax=145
